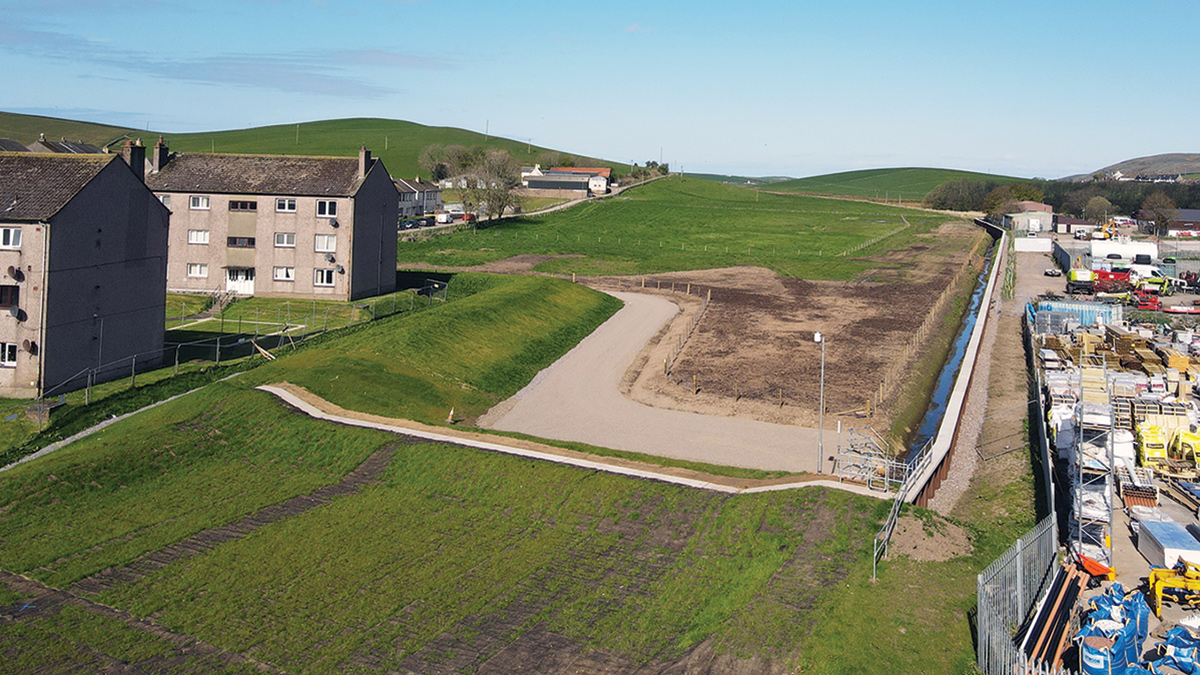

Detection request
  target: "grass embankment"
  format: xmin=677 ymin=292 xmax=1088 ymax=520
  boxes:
xmin=0 ymin=378 xmax=888 ymax=672
xmin=769 ymin=167 xmax=1024 ymax=202
xmin=400 ymin=176 xmax=950 ymax=280
xmin=0 ymin=111 xmax=619 ymax=182
xmin=242 ymin=273 xmax=622 ymax=424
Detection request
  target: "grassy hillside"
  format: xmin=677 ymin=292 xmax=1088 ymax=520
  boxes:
xmin=244 ymin=273 xmax=622 ymax=424
xmin=769 ymin=167 xmax=1024 ymax=201
xmin=400 ymin=175 xmax=954 ymax=280
xmin=0 ymin=111 xmax=617 ymax=181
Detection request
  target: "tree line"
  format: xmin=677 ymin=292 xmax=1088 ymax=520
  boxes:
xmin=924 ymin=177 xmax=1197 ymax=232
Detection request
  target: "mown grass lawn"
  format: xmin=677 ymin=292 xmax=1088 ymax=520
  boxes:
xmin=399 ymin=176 xmax=952 ymax=280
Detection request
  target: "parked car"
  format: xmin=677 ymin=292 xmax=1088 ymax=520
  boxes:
xmin=1044 ymin=268 xmax=1062 ymax=277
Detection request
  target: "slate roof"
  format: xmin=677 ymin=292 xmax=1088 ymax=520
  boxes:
xmin=394 ymin=176 xmax=441 ymax=193
xmin=0 ymin=139 xmax=29 ymax=152
xmin=550 ymin=166 xmax=611 ymax=178
xmin=146 ymin=153 xmax=368 ymax=197
xmin=28 ymin=138 xmax=103 ymax=154
xmin=0 ymin=152 xmax=115 ymax=221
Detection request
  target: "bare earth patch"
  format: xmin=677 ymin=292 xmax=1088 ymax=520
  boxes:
xmin=888 ymin=514 xmax=972 ymax=562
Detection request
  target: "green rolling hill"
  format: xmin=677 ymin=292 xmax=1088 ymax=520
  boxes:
xmin=0 ymin=112 xmax=618 ymax=181
xmin=767 ymin=167 xmax=1026 ymax=201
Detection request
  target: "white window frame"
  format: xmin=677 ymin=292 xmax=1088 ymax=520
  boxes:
xmin=0 ymin=227 xmax=21 ymax=249
xmin=0 ymin=343 xmax=15 ymax=367
xmin=276 ymin=198 xmax=297 ymax=213
xmin=187 ymin=229 xmax=210 ymax=245
xmin=313 ymin=269 xmax=335 ymax=287
xmin=273 ymin=266 xmax=295 ymax=281
xmin=186 ymin=263 xmax=208 ymax=278
xmin=274 ymin=232 xmax=296 ymax=248
xmin=189 ymin=195 xmax=210 ymax=210
xmin=316 ymin=200 xmax=338 ymax=218
xmin=158 ymin=194 xmax=171 ymax=208
xmin=314 ymin=234 xmax=337 ymax=253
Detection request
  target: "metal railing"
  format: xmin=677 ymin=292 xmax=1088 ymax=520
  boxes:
xmin=870 ymin=436 xmax=932 ymax=581
xmin=976 ymin=515 xmax=1064 ymax=675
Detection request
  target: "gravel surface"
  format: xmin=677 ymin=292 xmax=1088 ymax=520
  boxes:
xmin=478 ymin=291 xmax=826 ymax=474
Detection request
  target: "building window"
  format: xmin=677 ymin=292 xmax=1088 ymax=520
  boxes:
xmin=314 ymin=234 xmax=337 ymax=253
xmin=189 ymin=195 xmax=210 ymax=210
xmin=0 ymin=285 xmax=17 ymax=308
xmin=0 ymin=228 xmax=20 ymax=249
xmin=186 ymin=263 xmax=208 ymax=278
xmin=274 ymin=232 xmax=296 ymax=248
xmin=158 ymin=194 xmax=171 ymax=208
xmin=0 ymin=343 xmax=15 ymax=367
xmin=316 ymin=200 xmax=338 ymax=218
xmin=188 ymin=229 xmax=210 ymax=245
xmin=229 ymin=200 xmax=257 ymax=212
xmin=314 ymin=269 xmax=335 ymax=287
xmin=273 ymin=266 xmax=295 ymax=281
xmin=276 ymin=198 xmax=297 ymax=213
xmin=227 ymin=236 xmax=255 ymax=248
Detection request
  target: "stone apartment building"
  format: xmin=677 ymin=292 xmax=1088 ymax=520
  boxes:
xmin=0 ymin=149 xmax=169 ymax=397
xmin=145 ymin=141 xmax=398 ymax=301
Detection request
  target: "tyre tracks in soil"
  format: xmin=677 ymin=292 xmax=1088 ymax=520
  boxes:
xmin=1 ymin=444 xmax=397 ymax=674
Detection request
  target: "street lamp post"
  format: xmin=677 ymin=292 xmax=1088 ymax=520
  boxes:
xmin=814 ymin=331 xmax=825 ymax=474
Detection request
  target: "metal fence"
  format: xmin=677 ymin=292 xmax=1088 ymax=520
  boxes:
xmin=1 ymin=289 xmax=426 ymax=424
xmin=976 ymin=515 xmax=1065 ymax=675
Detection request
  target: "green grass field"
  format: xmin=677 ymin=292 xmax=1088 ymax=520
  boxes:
xmin=768 ymin=167 xmax=1023 ymax=201
xmin=0 ymin=111 xmax=619 ymax=184
xmin=400 ymin=176 xmax=951 ymax=280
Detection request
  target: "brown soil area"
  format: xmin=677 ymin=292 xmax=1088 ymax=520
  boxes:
xmin=585 ymin=221 xmax=985 ymax=433
xmin=888 ymin=514 xmax=972 ymax=562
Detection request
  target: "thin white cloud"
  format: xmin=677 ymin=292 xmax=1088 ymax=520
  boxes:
xmin=624 ymin=23 xmax=649 ymax=33
xmin=0 ymin=25 xmax=449 ymax=98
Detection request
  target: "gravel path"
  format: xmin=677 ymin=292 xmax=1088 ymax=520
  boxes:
xmin=477 ymin=291 xmax=825 ymax=474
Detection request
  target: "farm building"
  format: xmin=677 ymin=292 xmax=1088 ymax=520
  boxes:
xmin=1053 ymin=215 xmax=1098 ymax=236
xmin=145 ymin=140 xmax=398 ymax=301
xmin=0 ymin=149 xmax=169 ymax=397
xmin=1137 ymin=208 xmax=1200 ymax=237
xmin=1005 ymin=210 xmax=1052 ymax=234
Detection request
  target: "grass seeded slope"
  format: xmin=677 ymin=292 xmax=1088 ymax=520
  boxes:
xmin=400 ymin=176 xmax=949 ymax=280
xmin=0 ymin=111 xmax=618 ymax=182
xmin=768 ymin=167 xmax=1024 ymax=201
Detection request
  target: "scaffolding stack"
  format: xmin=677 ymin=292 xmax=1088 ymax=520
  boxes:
xmin=1070 ymin=369 xmax=1115 ymax=567
xmin=834 ymin=427 xmax=908 ymax=493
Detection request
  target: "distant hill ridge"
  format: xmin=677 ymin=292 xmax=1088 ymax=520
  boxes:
xmin=1079 ymin=153 xmax=1200 ymax=180
xmin=0 ymin=111 xmax=616 ymax=181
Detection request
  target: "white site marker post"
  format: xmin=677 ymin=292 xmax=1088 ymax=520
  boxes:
xmin=814 ymin=331 xmax=825 ymax=474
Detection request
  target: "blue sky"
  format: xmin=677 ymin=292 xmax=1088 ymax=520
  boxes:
xmin=2 ymin=0 xmax=1197 ymax=179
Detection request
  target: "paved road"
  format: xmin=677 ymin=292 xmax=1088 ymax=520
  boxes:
xmin=479 ymin=292 xmax=824 ymax=474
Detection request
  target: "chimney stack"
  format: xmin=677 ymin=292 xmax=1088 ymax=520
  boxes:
xmin=151 ymin=136 xmax=170 ymax=173
xmin=121 ymin=139 xmax=146 ymax=183
xmin=359 ymin=146 xmax=371 ymax=178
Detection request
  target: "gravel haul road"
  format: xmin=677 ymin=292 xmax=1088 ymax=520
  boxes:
xmin=479 ymin=291 xmax=823 ymax=474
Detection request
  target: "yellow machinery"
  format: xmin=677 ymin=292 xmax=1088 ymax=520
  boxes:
xmin=1092 ymin=220 xmax=1120 ymax=240
xmin=1170 ymin=427 xmax=1200 ymax=465
xmin=1138 ymin=424 xmax=1170 ymax=467
xmin=1149 ymin=560 xmax=1200 ymax=617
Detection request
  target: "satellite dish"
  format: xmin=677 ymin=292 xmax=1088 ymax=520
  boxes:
xmin=324 ymin=253 xmax=335 ymax=263
xmin=21 ymin=339 xmax=28 ymax=351
xmin=8 ymin=306 xmax=19 ymax=320
xmin=335 ymin=264 xmax=345 ymax=274
xmin=6 ymin=266 xmax=13 ymax=278
xmin=329 ymin=219 xmax=339 ymax=228
xmin=25 ymin=340 xmax=36 ymax=355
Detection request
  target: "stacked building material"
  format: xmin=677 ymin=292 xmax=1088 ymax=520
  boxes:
xmin=1107 ymin=324 xmax=1148 ymax=356
xmin=1115 ymin=460 xmax=1159 ymax=507
xmin=1081 ymin=367 xmax=1108 ymax=404
xmin=1159 ymin=346 xmax=1191 ymax=372
xmin=1021 ymin=563 xmax=1088 ymax=669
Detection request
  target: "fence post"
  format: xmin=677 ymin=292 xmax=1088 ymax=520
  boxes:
xmin=215 ymin=337 xmax=221 ymax=365
xmin=174 ymin=345 xmax=181 ymax=375
xmin=85 ymin=371 xmax=91 ymax=405
xmin=130 ymin=355 xmax=136 ymax=388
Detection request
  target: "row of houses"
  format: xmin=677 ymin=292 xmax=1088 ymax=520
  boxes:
xmin=520 ymin=165 xmax=611 ymax=197
xmin=0 ymin=138 xmax=409 ymax=398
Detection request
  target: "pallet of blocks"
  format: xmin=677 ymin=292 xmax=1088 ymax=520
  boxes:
xmin=1080 ymin=367 xmax=1108 ymax=404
